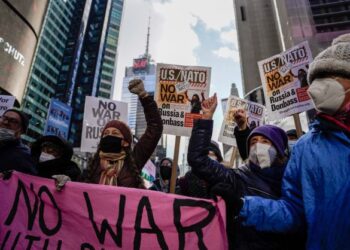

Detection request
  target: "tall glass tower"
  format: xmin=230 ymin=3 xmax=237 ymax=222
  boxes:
xmin=22 ymin=0 xmax=124 ymax=146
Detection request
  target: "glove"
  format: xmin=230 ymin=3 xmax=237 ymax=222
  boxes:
xmin=128 ymin=79 xmax=148 ymax=98
xmin=210 ymin=182 xmax=243 ymax=217
xmin=52 ymin=175 xmax=71 ymax=191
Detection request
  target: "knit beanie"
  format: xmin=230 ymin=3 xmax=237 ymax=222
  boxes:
xmin=247 ymin=125 xmax=288 ymax=156
xmin=208 ymin=141 xmax=223 ymax=162
xmin=101 ymin=120 xmax=132 ymax=145
xmin=308 ymin=33 xmax=350 ymax=84
xmin=4 ymin=109 xmax=31 ymax=133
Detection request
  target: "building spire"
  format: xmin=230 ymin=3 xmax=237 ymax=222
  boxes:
xmin=145 ymin=16 xmax=151 ymax=58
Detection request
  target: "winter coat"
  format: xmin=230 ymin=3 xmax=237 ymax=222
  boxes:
xmin=176 ymin=171 xmax=211 ymax=199
xmin=188 ymin=119 xmax=305 ymax=250
xmin=234 ymin=126 xmax=251 ymax=161
xmin=87 ymin=96 xmax=163 ymax=188
xmin=240 ymin=116 xmax=350 ymax=250
xmin=0 ymin=139 xmax=37 ymax=175
xmin=31 ymin=135 xmax=81 ymax=181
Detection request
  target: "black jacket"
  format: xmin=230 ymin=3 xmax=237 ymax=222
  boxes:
xmin=188 ymin=119 xmax=305 ymax=250
xmin=234 ymin=126 xmax=251 ymax=161
xmin=31 ymin=136 xmax=81 ymax=181
xmin=0 ymin=139 xmax=37 ymax=175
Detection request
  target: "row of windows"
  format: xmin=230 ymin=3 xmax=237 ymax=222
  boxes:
xmin=32 ymin=66 xmax=57 ymax=89
xmin=40 ymin=37 xmax=64 ymax=64
xmin=36 ymin=49 xmax=60 ymax=73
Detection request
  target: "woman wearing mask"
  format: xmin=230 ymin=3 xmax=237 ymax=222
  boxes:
xmin=85 ymin=79 xmax=163 ymax=188
xmin=149 ymin=158 xmax=178 ymax=193
xmin=187 ymin=94 xmax=305 ymax=250
xmin=31 ymin=135 xmax=81 ymax=189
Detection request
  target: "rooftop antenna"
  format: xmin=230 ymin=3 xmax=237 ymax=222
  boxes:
xmin=145 ymin=16 xmax=151 ymax=58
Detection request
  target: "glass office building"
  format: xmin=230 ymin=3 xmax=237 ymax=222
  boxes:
xmin=22 ymin=0 xmax=124 ymax=146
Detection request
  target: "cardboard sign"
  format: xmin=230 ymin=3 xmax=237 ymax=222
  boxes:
xmin=218 ymin=96 xmax=265 ymax=146
xmin=0 ymin=95 xmax=15 ymax=116
xmin=258 ymin=41 xmax=314 ymax=120
xmin=0 ymin=172 xmax=228 ymax=249
xmin=81 ymin=96 xmax=128 ymax=152
xmin=44 ymin=99 xmax=72 ymax=140
xmin=155 ymin=63 xmax=211 ymax=137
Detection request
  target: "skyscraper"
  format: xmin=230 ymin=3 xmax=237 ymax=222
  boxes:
xmin=22 ymin=0 xmax=124 ymax=145
xmin=234 ymin=0 xmax=350 ymax=98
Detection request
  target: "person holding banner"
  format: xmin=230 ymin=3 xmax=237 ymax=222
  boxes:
xmin=149 ymin=157 xmax=179 ymax=193
xmin=31 ymin=135 xmax=81 ymax=184
xmin=187 ymin=94 xmax=305 ymax=250
xmin=85 ymin=79 xmax=163 ymax=188
xmin=239 ymin=34 xmax=350 ymax=250
xmin=0 ymin=109 xmax=36 ymax=175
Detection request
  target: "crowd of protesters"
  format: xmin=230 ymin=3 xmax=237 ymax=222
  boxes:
xmin=1 ymin=34 xmax=349 ymax=250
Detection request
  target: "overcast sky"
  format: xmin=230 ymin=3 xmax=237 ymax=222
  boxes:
xmin=113 ymin=0 xmax=242 ymax=159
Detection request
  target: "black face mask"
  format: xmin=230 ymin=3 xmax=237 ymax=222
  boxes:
xmin=100 ymin=136 xmax=122 ymax=153
xmin=160 ymin=166 xmax=172 ymax=180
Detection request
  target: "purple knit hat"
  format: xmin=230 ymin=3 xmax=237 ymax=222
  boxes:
xmin=247 ymin=125 xmax=288 ymax=156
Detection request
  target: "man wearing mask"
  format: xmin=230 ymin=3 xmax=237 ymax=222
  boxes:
xmin=0 ymin=109 xmax=36 ymax=175
xmin=187 ymin=94 xmax=305 ymax=249
xmin=31 ymin=135 xmax=81 ymax=187
xmin=149 ymin=158 xmax=177 ymax=193
xmin=238 ymin=34 xmax=350 ymax=249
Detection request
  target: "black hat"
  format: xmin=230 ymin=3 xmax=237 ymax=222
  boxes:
xmin=208 ymin=141 xmax=223 ymax=162
xmin=4 ymin=109 xmax=31 ymax=133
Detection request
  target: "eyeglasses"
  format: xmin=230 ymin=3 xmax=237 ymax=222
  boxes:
xmin=0 ymin=115 xmax=21 ymax=127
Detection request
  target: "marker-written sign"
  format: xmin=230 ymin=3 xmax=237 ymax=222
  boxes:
xmin=0 ymin=172 xmax=228 ymax=249
xmin=81 ymin=96 xmax=128 ymax=152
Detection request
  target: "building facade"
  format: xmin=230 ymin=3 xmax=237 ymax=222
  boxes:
xmin=234 ymin=0 xmax=350 ymax=98
xmin=0 ymin=0 xmax=48 ymax=105
xmin=22 ymin=0 xmax=124 ymax=145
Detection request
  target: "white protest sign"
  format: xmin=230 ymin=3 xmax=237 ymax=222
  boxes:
xmin=81 ymin=96 xmax=128 ymax=152
xmin=218 ymin=96 xmax=265 ymax=146
xmin=258 ymin=41 xmax=314 ymax=121
xmin=0 ymin=95 xmax=15 ymax=116
xmin=155 ymin=63 xmax=211 ymax=137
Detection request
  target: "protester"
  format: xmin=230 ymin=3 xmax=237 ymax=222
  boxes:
xmin=31 ymin=135 xmax=81 ymax=182
xmin=187 ymin=94 xmax=305 ymax=250
xmin=238 ymin=34 xmax=350 ymax=250
xmin=149 ymin=157 xmax=178 ymax=193
xmin=85 ymin=79 xmax=163 ymax=188
xmin=185 ymin=90 xmax=205 ymax=114
xmin=177 ymin=141 xmax=223 ymax=199
xmin=233 ymin=108 xmax=251 ymax=161
xmin=0 ymin=109 xmax=36 ymax=175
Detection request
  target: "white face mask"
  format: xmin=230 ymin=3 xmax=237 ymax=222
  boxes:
xmin=307 ymin=78 xmax=350 ymax=115
xmin=0 ymin=127 xmax=15 ymax=141
xmin=249 ymin=143 xmax=277 ymax=169
xmin=39 ymin=152 xmax=56 ymax=162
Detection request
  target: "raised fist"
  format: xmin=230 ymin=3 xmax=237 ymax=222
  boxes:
xmin=128 ymin=79 xmax=148 ymax=98
xmin=201 ymin=93 xmax=217 ymax=119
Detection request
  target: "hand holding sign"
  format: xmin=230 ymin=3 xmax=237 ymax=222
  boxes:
xmin=202 ymin=93 xmax=217 ymax=120
xmin=128 ymin=79 xmax=148 ymax=98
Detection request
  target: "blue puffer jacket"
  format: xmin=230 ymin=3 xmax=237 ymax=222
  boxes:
xmin=188 ymin=119 xmax=305 ymax=250
xmin=240 ymin=117 xmax=350 ymax=250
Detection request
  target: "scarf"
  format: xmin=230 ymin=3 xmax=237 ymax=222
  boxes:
xmin=99 ymin=151 xmax=126 ymax=186
xmin=318 ymin=111 xmax=350 ymax=133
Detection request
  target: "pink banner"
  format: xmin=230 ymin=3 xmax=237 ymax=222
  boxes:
xmin=0 ymin=172 xmax=227 ymax=249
